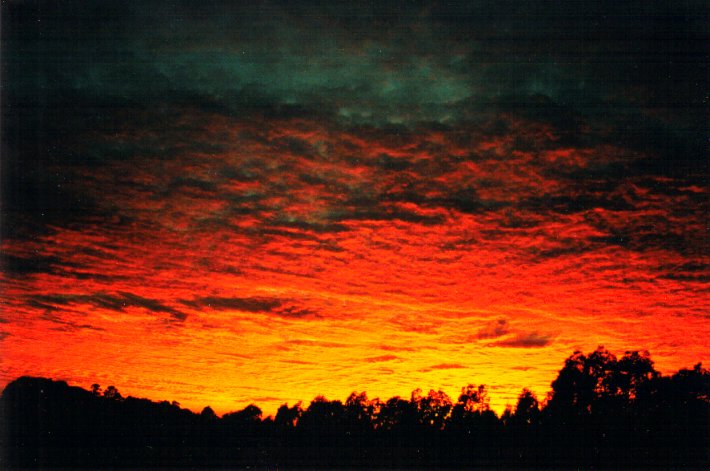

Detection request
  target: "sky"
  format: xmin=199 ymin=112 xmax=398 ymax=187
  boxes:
xmin=1 ymin=0 xmax=708 ymax=416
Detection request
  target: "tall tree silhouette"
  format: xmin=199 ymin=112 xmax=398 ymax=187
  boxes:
xmin=411 ymin=388 xmax=453 ymax=430
xmin=274 ymin=401 xmax=302 ymax=429
xmin=511 ymin=388 xmax=540 ymax=427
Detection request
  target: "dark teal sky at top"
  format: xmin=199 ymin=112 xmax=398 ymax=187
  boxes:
xmin=4 ymin=1 xmax=707 ymax=127
xmin=2 ymin=0 xmax=707 ymax=239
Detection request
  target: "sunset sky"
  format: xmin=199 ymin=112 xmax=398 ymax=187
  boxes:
xmin=2 ymin=1 xmax=708 ymax=416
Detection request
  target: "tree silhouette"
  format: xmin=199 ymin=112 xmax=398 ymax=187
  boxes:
xmin=344 ymin=391 xmax=377 ymax=433
xmin=456 ymin=384 xmax=490 ymax=413
xmin=378 ymin=396 xmax=417 ymax=432
xmin=299 ymin=395 xmax=348 ymax=442
xmin=449 ymin=384 xmax=493 ymax=430
xmin=274 ymin=401 xmax=302 ymax=429
xmin=200 ymin=405 xmax=217 ymax=420
xmin=511 ymin=388 xmax=540 ymax=427
xmin=412 ymin=388 xmax=453 ymax=430
xmin=103 ymin=385 xmax=122 ymax=400
xmin=223 ymin=404 xmax=262 ymax=423
xmin=547 ymin=346 xmax=620 ymax=415
xmin=613 ymin=350 xmax=658 ymax=400
xmin=1 ymin=349 xmax=707 ymax=469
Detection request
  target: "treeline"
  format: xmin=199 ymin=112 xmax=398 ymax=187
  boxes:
xmin=1 ymin=348 xmax=708 ymax=469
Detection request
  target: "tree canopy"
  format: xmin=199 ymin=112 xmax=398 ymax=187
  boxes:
xmin=1 ymin=348 xmax=707 ymax=469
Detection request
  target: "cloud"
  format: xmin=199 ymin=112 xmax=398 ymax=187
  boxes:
xmin=181 ymin=296 xmax=317 ymax=318
xmin=117 ymin=292 xmax=187 ymax=320
xmin=182 ymin=296 xmax=282 ymax=312
xmin=328 ymin=204 xmax=445 ymax=226
xmin=365 ymin=355 xmax=398 ymax=363
xmin=491 ymin=332 xmax=553 ymax=349
xmin=46 ymin=318 xmax=105 ymax=333
xmin=2 ymin=255 xmax=63 ymax=275
xmin=272 ymin=305 xmax=318 ymax=318
xmin=658 ymin=262 xmax=710 ymax=282
xmin=31 ymin=293 xmax=186 ymax=321
xmin=419 ymin=363 xmax=467 ymax=373
xmin=475 ymin=318 xmax=510 ymax=339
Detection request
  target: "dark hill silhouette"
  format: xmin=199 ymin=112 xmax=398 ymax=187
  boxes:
xmin=1 ymin=348 xmax=708 ymax=469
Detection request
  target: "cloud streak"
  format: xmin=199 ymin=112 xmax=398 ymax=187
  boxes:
xmin=31 ymin=293 xmax=187 ymax=321
xmin=491 ymin=333 xmax=554 ymax=349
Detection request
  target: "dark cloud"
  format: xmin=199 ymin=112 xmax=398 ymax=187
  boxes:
xmin=475 ymin=318 xmax=510 ymax=340
xmin=329 ymin=205 xmax=445 ymax=226
xmin=182 ymin=296 xmax=317 ymax=318
xmin=117 ymin=292 xmax=187 ymax=320
xmin=166 ymin=177 xmax=219 ymax=194
xmin=40 ymin=311 xmax=105 ymax=333
xmin=182 ymin=296 xmax=282 ymax=312
xmin=31 ymin=293 xmax=186 ymax=321
xmin=267 ymin=219 xmax=348 ymax=235
xmin=419 ymin=363 xmax=467 ymax=373
xmin=522 ymin=194 xmax=634 ymax=214
xmin=27 ymin=300 xmax=62 ymax=312
xmin=272 ymin=305 xmax=318 ymax=319
xmin=2 ymin=255 xmax=63 ymax=275
xmin=374 ymin=155 xmax=413 ymax=172
xmin=2 ymin=253 xmax=124 ymax=282
xmin=658 ymin=262 xmax=710 ymax=282
xmin=377 ymin=187 xmax=492 ymax=216
xmin=491 ymin=332 xmax=553 ymax=349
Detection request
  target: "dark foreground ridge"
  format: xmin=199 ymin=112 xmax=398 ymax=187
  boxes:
xmin=1 ymin=348 xmax=708 ymax=469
